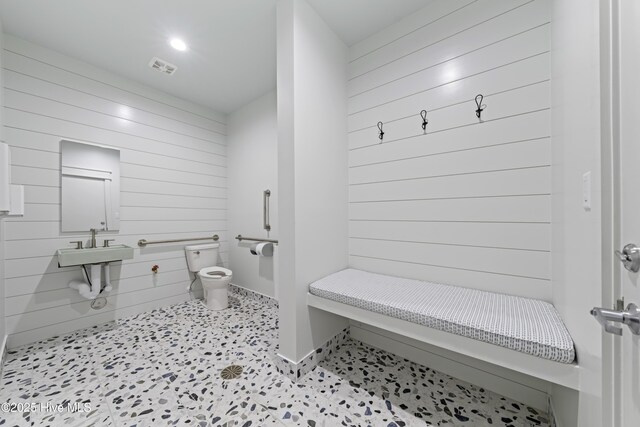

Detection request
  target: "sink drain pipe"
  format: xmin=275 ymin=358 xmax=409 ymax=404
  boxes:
xmin=69 ymin=263 xmax=112 ymax=300
xmin=69 ymin=264 xmax=101 ymax=299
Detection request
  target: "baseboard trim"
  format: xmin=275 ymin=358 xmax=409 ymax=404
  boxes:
xmin=549 ymin=396 xmax=558 ymax=427
xmin=548 ymin=383 xmax=579 ymax=427
xmin=229 ymin=283 xmax=278 ymax=308
xmin=275 ymin=327 xmax=350 ymax=382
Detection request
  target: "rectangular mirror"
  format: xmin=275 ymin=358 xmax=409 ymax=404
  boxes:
xmin=60 ymin=140 xmax=120 ymax=232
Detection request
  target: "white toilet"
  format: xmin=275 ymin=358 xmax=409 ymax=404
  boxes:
xmin=185 ymin=243 xmax=232 ymax=310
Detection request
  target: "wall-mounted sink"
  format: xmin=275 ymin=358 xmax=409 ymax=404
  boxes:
xmin=57 ymin=245 xmax=134 ymax=267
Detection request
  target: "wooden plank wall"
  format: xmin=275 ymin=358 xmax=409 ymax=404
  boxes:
xmin=2 ymin=35 xmax=227 ymax=347
xmin=347 ymin=0 xmax=552 ymax=300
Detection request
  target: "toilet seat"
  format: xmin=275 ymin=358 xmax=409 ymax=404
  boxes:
xmin=198 ymin=266 xmax=233 ymax=310
xmin=199 ymin=266 xmax=232 ymax=279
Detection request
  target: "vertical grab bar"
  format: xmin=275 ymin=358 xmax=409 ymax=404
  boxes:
xmin=263 ymin=189 xmax=271 ymax=231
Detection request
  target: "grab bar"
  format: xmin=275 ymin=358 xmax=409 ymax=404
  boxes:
xmin=235 ymin=234 xmax=278 ymax=244
xmin=263 ymin=189 xmax=271 ymax=231
xmin=138 ymin=234 xmax=219 ymax=247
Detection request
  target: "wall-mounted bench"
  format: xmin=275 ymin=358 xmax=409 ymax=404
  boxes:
xmin=307 ymin=269 xmax=580 ymax=391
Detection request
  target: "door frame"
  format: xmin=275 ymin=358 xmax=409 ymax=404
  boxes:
xmin=599 ymin=0 xmax=621 ymax=425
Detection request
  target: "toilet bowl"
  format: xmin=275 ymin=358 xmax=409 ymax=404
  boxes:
xmin=184 ymin=243 xmax=232 ymax=311
xmin=198 ymin=266 xmax=233 ymax=311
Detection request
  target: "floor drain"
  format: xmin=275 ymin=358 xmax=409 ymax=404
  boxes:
xmin=220 ymin=365 xmax=243 ymax=380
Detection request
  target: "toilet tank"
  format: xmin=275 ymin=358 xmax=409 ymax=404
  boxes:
xmin=185 ymin=243 xmax=219 ymax=272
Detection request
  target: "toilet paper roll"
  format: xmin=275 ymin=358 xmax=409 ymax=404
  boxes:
xmin=250 ymin=243 xmax=259 ymax=255
xmin=249 ymin=242 xmax=274 ymax=257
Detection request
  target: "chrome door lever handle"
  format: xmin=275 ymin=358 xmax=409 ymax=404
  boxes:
xmin=622 ymin=303 xmax=640 ymax=335
xmin=591 ymin=306 xmax=623 ymax=335
xmin=615 ymin=243 xmax=640 ymax=272
xmin=591 ymin=303 xmax=640 ymax=335
xmin=615 ymin=250 xmax=630 ymax=262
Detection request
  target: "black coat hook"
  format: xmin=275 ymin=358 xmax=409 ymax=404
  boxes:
xmin=475 ymin=94 xmax=484 ymax=120
xmin=420 ymin=110 xmax=428 ymax=131
xmin=377 ymin=121 xmax=384 ymax=143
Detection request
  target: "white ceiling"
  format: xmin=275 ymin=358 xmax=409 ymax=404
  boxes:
xmin=307 ymin=0 xmax=428 ymax=46
xmin=0 ymin=0 xmax=428 ymax=114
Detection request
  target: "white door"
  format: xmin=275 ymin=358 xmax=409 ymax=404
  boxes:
xmin=61 ymin=175 xmax=107 ymax=232
xmin=614 ymin=0 xmax=640 ymax=423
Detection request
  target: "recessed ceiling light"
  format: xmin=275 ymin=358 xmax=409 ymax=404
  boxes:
xmin=170 ymin=38 xmax=188 ymax=51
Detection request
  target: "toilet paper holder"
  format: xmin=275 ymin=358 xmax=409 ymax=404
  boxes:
xmin=235 ymin=234 xmax=278 ymax=244
xmin=250 ymin=242 xmax=274 ymax=257
xmin=235 ymin=235 xmax=278 ymax=257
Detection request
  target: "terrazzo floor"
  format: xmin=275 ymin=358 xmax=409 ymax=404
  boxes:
xmin=0 ymin=292 xmax=550 ymax=426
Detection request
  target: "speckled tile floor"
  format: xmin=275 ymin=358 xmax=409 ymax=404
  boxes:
xmin=0 ymin=292 xmax=550 ymax=426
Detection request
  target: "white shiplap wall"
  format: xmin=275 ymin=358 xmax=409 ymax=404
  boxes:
xmin=0 ymin=24 xmax=6 ymax=350
xmin=227 ymin=90 xmax=278 ymax=299
xmin=347 ymin=0 xmax=552 ymax=301
xmin=2 ymin=35 xmax=227 ymax=347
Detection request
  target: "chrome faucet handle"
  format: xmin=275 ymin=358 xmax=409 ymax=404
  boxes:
xmin=70 ymin=241 xmax=84 ymax=249
xmin=103 ymin=239 xmax=115 ymax=248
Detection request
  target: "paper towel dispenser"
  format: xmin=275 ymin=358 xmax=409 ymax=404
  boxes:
xmin=0 ymin=143 xmax=10 ymax=212
xmin=0 ymin=142 xmax=24 ymax=217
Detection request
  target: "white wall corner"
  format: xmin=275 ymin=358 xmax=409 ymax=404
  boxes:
xmin=550 ymin=0 xmax=604 ymax=425
xmin=0 ymin=334 xmax=7 ymax=375
xmin=0 ymin=23 xmax=7 ymax=355
xmin=550 ymin=384 xmax=579 ymax=427
xmin=276 ymin=0 xmax=349 ymax=363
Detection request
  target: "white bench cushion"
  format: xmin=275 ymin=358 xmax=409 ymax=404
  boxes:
xmin=309 ymin=269 xmax=575 ymax=364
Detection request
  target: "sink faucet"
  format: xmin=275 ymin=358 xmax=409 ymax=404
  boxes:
xmin=90 ymin=228 xmax=97 ymax=248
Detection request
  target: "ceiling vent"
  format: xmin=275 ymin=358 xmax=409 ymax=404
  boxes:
xmin=148 ymin=57 xmax=177 ymax=75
